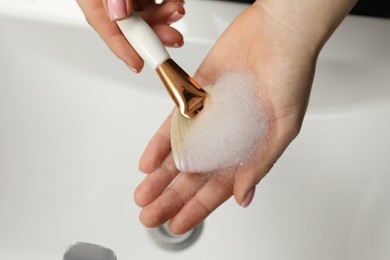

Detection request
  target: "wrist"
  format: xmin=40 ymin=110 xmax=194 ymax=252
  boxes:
xmin=255 ymin=0 xmax=357 ymax=54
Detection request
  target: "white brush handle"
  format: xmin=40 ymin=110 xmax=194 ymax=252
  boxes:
xmin=116 ymin=13 xmax=170 ymax=69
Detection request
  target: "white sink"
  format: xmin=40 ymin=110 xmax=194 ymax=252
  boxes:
xmin=1 ymin=1 xmax=389 ymax=259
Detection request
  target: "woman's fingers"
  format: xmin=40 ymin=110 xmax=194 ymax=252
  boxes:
xmin=139 ymin=1 xmax=185 ymax=47
xmin=135 ymin=153 xmax=180 ymax=207
xmin=103 ymin=0 xmax=133 ymax=21
xmin=76 ymin=0 xmax=143 ymax=70
xmin=138 ymin=172 xmax=209 ymax=228
xmin=138 ymin=169 xmax=234 ymax=234
xmin=152 ymin=24 xmax=184 ymax=47
xmin=168 ymin=172 xmax=234 ymax=234
xmin=76 ymin=0 xmax=185 ymax=73
xmin=140 ymin=0 xmax=185 ymax=24
xmin=232 ymin=161 xmax=266 ymax=207
xmin=139 ymin=114 xmax=172 ymax=173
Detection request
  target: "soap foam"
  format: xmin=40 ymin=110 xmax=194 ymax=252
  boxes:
xmin=171 ymin=71 xmax=269 ymax=173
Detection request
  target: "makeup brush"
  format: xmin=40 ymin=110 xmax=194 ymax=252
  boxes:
xmin=117 ymin=15 xmax=269 ymax=173
xmin=116 ymin=13 xmax=207 ymax=119
xmin=170 ymin=73 xmax=269 ymax=173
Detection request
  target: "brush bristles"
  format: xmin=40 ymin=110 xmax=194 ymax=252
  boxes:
xmin=170 ymin=72 xmax=269 ymax=173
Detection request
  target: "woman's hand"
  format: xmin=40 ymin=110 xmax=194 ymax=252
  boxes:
xmin=135 ymin=0 xmax=356 ymax=234
xmin=77 ymin=0 xmax=356 ymax=235
xmin=76 ymin=0 xmax=185 ymax=72
xmin=135 ymin=2 xmax=319 ymax=234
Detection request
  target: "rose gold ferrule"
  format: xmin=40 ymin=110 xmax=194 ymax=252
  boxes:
xmin=156 ymin=59 xmax=207 ymax=119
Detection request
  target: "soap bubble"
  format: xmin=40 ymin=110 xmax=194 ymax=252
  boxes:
xmin=171 ymin=71 xmax=269 ymax=173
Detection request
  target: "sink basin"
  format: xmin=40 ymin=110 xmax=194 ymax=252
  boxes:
xmin=1 ymin=1 xmax=389 ymax=259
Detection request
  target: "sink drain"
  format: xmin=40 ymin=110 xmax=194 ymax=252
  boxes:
xmin=147 ymin=222 xmax=204 ymax=251
xmin=63 ymin=242 xmax=116 ymax=260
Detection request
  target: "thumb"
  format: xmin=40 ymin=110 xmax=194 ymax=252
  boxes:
xmin=233 ymin=161 xmax=273 ymax=208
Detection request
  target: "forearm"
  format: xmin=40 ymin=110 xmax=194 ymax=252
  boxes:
xmin=257 ymin=0 xmax=358 ymax=51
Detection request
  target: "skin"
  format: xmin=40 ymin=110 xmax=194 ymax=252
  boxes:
xmin=137 ymin=3 xmax=317 ymax=234
xmin=77 ymin=0 xmax=357 ymax=235
xmin=76 ymin=0 xmax=185 ymax=72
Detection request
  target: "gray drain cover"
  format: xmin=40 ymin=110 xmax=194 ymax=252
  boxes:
xmin=148 ymin=222 xmax=204 ymax=251
xmin=63 ymin=242 xmax=117 ymax=260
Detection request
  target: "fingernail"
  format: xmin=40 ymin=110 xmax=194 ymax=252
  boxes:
xmin=241 ymin=187 xmax=256 ymax=208
xmin=167 ymin=11 xmax=184 ymax=24
xmin=168 ymin=42 xmax=183 ymax=48
xmin=107 ymin=0 xmax=127 ymax=21
xmin=126 ymin=64 xmax=139 ymax=73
